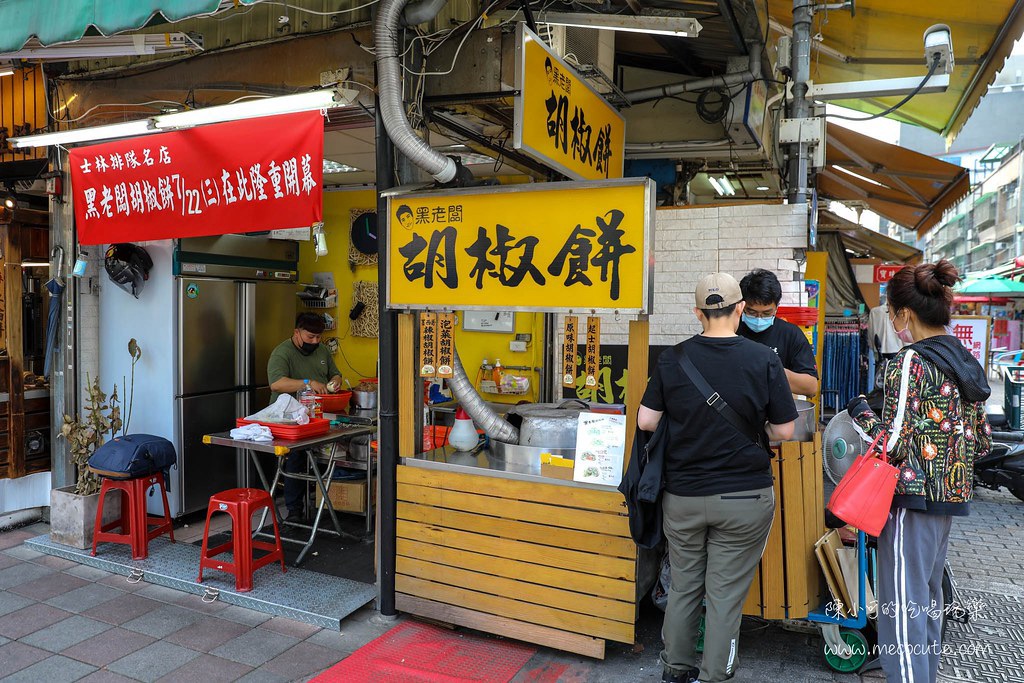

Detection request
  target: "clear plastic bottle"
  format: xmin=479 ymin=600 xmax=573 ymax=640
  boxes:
xmin=298 ymin=379 xmax=317 ymax=419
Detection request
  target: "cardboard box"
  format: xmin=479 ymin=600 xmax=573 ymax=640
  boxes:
xmin=316 ymin=479 xmax=374 ymax=513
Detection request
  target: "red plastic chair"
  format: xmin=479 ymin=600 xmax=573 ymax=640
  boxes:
xmin=197 ymin=488 xmax=286 ymax=592
xmin=90 ymin=471 xmax=175 ymax=560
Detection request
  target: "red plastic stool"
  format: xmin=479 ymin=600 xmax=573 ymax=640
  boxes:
xmin=197 ymin=488 xmax=286 ymax=592
xmin=91 ymin=471 xmax=175 ymax=561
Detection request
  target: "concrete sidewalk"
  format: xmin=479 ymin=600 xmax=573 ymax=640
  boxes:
xmin=2 ymin=484 xmax=1023 ymax=682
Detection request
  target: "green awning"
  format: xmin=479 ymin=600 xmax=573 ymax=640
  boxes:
xmin=0 ymin=1 xmax=255 ymax=53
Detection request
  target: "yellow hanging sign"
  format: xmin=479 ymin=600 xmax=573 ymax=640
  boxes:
xmin=419 ymin=312 xmax=437 ymax=377
xmin=514 ymin=25 xmax=625 ymax=181
xmin=386 ymin=178 xmax=654 ymax=313
xmin=562 ymin=315 xmax=578 ymax=387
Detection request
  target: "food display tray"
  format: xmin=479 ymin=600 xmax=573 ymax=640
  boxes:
xmin=236 ymin=417 xmax=331 ymax=440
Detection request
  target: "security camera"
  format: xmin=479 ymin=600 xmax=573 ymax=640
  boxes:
xmin=924 ymin=24 xmax=954 ymax=74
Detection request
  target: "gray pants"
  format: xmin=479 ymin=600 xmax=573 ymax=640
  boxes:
xmin=876 ymin=508 xmax=952 ymax=683
xmin=660 ymin=487 xmax=775 ymax=682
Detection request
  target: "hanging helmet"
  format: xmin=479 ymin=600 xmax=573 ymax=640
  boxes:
xmin=104 ymin=243 xmax=153 ymax=298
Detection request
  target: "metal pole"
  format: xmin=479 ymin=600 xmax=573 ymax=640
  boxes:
xmin=787 ymin=0 xmax=814 ymax=205
xmin=375 ymin=87 xmax=398 ymax=617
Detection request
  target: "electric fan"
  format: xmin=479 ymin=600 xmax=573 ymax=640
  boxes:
xmin=821 ymin=412 xmax=871 ymax=484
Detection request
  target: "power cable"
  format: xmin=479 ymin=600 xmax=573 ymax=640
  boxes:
xmin=826 ymin=55 xmax=942 ymax=122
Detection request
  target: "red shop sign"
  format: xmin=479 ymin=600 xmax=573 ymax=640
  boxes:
xmin=70 ymin=111 xmax=323 ymax=245
xmin=873 ymin=264 xmax=903 ymax=283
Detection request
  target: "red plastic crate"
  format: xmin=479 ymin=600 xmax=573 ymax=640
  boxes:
xmin=236 ymin=417 xmax=331 ymax=440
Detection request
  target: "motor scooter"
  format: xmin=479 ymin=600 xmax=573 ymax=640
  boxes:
xmin=975 ymin=430 xmax=1024 ymax=502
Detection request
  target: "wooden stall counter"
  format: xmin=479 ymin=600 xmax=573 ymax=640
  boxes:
xmin=397 ymin=447 xmax=653 ymax=659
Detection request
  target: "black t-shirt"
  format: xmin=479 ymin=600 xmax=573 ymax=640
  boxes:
xmin=641 ymin=336 xmax=798 ymax=496
xmin=738 ymin=317 xmax=819 ymax=378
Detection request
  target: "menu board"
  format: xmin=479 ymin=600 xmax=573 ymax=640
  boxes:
xmin=573 ymin=411 xmax=626 ymax=486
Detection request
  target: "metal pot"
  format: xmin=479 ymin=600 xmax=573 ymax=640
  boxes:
xmin=353 ymin=389 xmax=378 ymax=410
xmin=791 ymin=399 xmax=817 ymax=441
xmin=506 ymin=400 xmax=589 ymax=449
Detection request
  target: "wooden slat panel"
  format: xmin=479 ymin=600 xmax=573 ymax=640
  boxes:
xmin=780 ymin=441 xmax=809 ymax=619
xmin=625 ymin=316 xmax=649 ymax=465
xmin=807 ymin=435 xmax=824 ymax=609
xmin=398 ymin=313 xmax=416 ymax=457
xmin=761 ymin=457 xmax=786 ymax=620
xmin=398 ymin=464 xmax=625 ymax=515
xmin=397 ymin=556 xmax=635 ymax=623
xmin=398 ymin=501 xmax=636 ymax=558
xmin=396 ymin=594 xmax=606 ymax=659
xmin=399 ymin=482 xmax=629 ymax=537
xmin=743 ymin=564 xmax=762 ymax=616
xmin=397 ymin=519 xmax=635 ymax=580
xmin=397 ymin=538 xmax=636 ymax=602
xmin=396 ymin=575 xmax=634 ymax=643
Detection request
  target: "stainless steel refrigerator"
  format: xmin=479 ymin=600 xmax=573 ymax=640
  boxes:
xmin=171 ymin=236 xmax=298 ymax=517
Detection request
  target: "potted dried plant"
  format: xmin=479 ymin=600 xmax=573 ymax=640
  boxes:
xmin=49 ymin=340 xmax=141 ymax=548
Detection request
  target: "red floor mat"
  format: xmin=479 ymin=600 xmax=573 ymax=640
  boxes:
xmin=312 ymin=620 xmax=537 ymax=682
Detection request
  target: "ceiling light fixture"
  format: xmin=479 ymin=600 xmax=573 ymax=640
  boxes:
xmin=323 ymin=160 xmax=360 ymax=173
xmin=0 ymin=61 xmax=14 ymax=77
xmin=719 ymin=176 xmax=736 ymax=196
xmin=0 ymin=33 xmax=202 ymax=60
xmin=9 ymin=120 xmax=158 ymax=148
xmin=756 ymin=185 xmax=771 ymax=191
xmin=152 ymin=87 xmax=358 ymax=130
xmin=708 ymin=176 xmax=726 ymax=196
xmin=11 ymin=87 xmax=358 ymax=148
xmin=534 ymin=10 xmax=701 ymax=38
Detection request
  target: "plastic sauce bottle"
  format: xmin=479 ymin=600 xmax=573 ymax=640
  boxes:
xmin=476 ymin=358 xmax=490 ymax=386
xmin=492 ymin=358 xmax=503 ymax=387
xmin=298 ymin=380 xmax=318 ymax=419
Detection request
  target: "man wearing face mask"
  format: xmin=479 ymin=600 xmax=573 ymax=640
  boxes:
xmin=268 ymin=313 xmax=343 ymax=521
xmin=738 ymin=269 xmax=819 ymax=397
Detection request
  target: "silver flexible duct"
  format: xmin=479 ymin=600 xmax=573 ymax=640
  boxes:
xmin=448 ymin=349 xmax=520 ymax=443
xmin=624 ymin=42 xmax=763 ymax=105
xmin=402 ymin=0 xmax=448 ymax=26
xmin=375 ymin=0 xmax=458 ymax=183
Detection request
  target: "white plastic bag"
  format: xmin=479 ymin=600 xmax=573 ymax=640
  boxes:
xmin=245 ymin=394 xmax=309 ymax=425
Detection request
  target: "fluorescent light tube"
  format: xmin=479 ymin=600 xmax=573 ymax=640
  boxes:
xmin=0 ymin=33 xmax=201 ymax=60
xmin=535 ymin=11 xmax=701 ymax=38
xmin=153 ymin=87 xmax=357 ymax=130
xmin=0 ymin=62 xmax=13 ymax=77
xmin=9 ymin=120 xmax=158 ymax=148
xmin=708 ymin=176 xmax=726 ymax=196
xmin=719 ymin=176 xmax=736 ymax=196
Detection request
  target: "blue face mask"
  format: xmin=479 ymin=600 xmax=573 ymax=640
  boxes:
xmin=743 ymin=314 xmax=775 ymax=333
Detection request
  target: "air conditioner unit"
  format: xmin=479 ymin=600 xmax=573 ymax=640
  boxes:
xmin=536 ymin=24 xmax=615 ymax=94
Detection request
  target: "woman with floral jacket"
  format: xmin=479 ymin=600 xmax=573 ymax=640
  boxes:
xmin=846 ymin=260 xmax=990 ymax=683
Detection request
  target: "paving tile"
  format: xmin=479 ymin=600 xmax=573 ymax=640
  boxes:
xmin=33 ymin=555 xmax=81 ymax=571
xmin=0 ymin=640 xmax=51 ymax=676
xmin=154 ymin=653 xmax=253 ymax=683
xmin=0 ymin=635 xmax=7 ymax=645
xmin=9 ymin=571 xmax=89 ymax=601
xmin=0 ymin=552 xmax=19 ymax=570
xmin=107 ymin=641 xmax=202 ymax=683
xmin=209 ymin=629 xmax=300 ymax=667
xmin=209 ymin=603 xmax=272 ymax=627
xmin=0 ymin=590 xmax=34 ymax=617
xmin=162 ymin=616 xmax=250 ymax=653
xmin=135 ymin=583 xmax=188 ymax=605
xmin=64 ymin=564 xmax=114 ymax=581
xmin=0 ymin=654 xmax=97 ymax=683
xmin=97 ymin=573 xmax=147 ymax=593
xmin=0 ymin=561 xmax=54 ymax=589
xmin=0 ymin=529 xmax=34 ymax=550
xmin=3 ymin=544 xmax=43 ymax=560
xmin=45 ymin=583 xmax=123 ymax=613
xmin=120 ymin=604 xmax=205 ymax=639
xmin=0 ymin=603 xmax=72 ymax=639
xmin=303 ymin=628 xmax=362 ymax=654
xmin=77 ymin=671 xmax=143 ymax=683
xmin=20 ymin=614 xmax=114 ymax=653
xmin=82 ymin=593 xmax=166 ymax=626
xmin=61 ymin=627 xmax=157 ymax=668
xmin=21 ymin=522 xmax=51 ymax=535
xmin=261 ymin=641 xmax=344 ymax=680
xmin=260 ymin=616 xmax=321 ymax=639
xmin=233 ymin=669 xmax=288 ymax=683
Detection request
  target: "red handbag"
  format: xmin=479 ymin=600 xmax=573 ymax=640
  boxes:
xmin=827 ymin=431 xmax=900 ymax=537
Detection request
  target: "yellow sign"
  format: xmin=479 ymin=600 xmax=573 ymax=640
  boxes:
xmin=386 ymin=178 xmax=653 ymax=313
xmin=514 ymin=25 xmax=625 ymax=181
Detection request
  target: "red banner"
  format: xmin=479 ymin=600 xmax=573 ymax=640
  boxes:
xmin=70 ymin=111 xmax=323 ymax=245
xmin=873 ymin=264 xmax=903 ymax=283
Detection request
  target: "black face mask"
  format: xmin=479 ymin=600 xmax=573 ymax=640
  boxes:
xmin=299 ymin=341 xmax=319 ymax=355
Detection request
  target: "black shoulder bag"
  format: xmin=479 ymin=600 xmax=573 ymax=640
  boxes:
xmin=676 ymin=348 xmax=768 ymax=451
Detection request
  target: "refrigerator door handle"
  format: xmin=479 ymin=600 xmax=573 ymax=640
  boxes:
xmin=239 ymin=282 xmax=254 ymax=387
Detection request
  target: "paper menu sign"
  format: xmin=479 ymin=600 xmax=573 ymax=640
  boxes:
xmin=573 ymin=411 xmax=626 ymax=486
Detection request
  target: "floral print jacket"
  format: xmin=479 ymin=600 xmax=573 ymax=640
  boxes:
xmin=850 ymin=348 xmax=991 ymax=515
